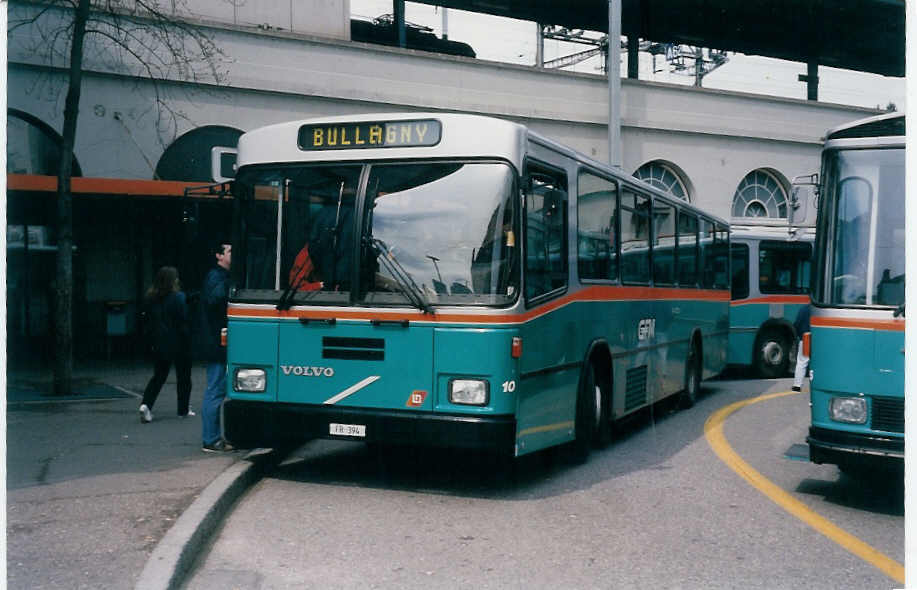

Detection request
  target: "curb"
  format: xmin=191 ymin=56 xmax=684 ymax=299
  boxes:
xmin=134 ymin=449 xmax=283 ymax=590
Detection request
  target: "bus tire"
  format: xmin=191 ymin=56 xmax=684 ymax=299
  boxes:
xmin=755 ymin=328 xmax=790 ymax=378
xmin=571 ymin=363 xmax=599 ymax=463
xmin=594 ymin=363 xmax=613 ymax=448
xmin=680 ymin=341 xmax=701 ymax=408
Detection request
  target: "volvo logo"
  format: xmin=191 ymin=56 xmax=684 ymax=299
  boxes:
xmin=281 ymin=365 xmax=335 ymax=377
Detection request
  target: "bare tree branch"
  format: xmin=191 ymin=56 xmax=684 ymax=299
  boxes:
xmin=9 ymin=0 xmax=231 ymax=394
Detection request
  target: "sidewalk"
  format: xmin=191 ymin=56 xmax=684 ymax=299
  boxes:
xmin=7 ymin=360 xmax=248 ymax=590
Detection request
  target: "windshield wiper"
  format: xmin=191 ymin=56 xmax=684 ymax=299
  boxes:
xmin=365 ymin=237 xmax=434 ymax=315
xmin=276 ymin=271 xmax=320 ymax=310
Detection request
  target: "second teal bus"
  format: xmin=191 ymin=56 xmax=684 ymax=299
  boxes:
xmin=728 ymin=224 xmax=814 ymax=377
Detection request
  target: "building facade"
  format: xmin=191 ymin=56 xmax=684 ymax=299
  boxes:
xmin=6 ymin=0 xmax=880 ymax=361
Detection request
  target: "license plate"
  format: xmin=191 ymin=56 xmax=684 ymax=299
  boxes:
xmin=329 ymin=423 xmax=366 ymax=437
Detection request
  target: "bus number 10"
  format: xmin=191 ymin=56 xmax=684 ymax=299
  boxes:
xmin=502 ymin=380 xmax=516 ymax=393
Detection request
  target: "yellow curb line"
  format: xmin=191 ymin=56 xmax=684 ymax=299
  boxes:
xmin=704 ymin=391 xmax=904 ymax=584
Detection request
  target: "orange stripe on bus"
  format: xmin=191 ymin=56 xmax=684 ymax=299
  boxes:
xmin=731 ymin=295 xmax=810 ymax=306
xmin=228 ymin=285 xmax=729 ymax=324
xmin=811 ymin=316 xmax=905 ymax=331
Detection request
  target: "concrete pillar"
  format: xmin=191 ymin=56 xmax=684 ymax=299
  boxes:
xmin=608 ymin=0 xmax=622 ymax=168
xmin=394 ymin=1 xmax=406 ymax=48
xmin=536 ymin=24 xmax=544 ymax=67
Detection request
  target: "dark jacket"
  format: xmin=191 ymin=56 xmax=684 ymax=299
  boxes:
xmin=199 ymin=265 xmax=230 ymax=362
xmin=793 ymin=305 xmax=811 ymax=339
xmin=146 ymin=291 xmax=190 ymax=360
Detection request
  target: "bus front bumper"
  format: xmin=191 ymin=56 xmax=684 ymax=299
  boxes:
xmin=223 ymin=399 xmax=516 ymax=453
xmin=807 ymin=426 xmax=904 ymax=467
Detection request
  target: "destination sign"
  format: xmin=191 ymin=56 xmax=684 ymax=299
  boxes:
xmin=298 ymin=119 xmax=442 ymax=151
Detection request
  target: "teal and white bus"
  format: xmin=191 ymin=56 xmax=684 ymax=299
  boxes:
xmin=216 ymin=113 xmax=730 ymax=459
xmin=805 ymin=113 xmax=904 ymax=471
xmin=728 ymin=224 xmax=814 ymax=377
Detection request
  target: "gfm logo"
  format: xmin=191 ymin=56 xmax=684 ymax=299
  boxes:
xmin=638 ymin=318 xmax=656 ymax=341
xmin=406 ymin=390 xmax=427 ymax=407
xmin=281 ymin=365 xmax=335 ymax=377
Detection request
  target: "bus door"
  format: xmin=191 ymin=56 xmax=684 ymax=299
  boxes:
xmin=519 ymin=165 xmax=571 ymax=447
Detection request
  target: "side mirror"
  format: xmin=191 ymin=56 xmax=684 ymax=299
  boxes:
xmin=789 ymin=173 xmax=818 ymax=226
xmin=211 ymin=146 xmax=238 ymax=183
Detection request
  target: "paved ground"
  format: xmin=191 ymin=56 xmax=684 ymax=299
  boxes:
xmin=6 ymin=360 xmax=244 ymax=590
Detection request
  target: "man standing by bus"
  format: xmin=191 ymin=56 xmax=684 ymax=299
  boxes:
xmin=792 ymin=304 xmax=810 ymax=393
xmin=200 ymin=242 xmax=234 ymax=452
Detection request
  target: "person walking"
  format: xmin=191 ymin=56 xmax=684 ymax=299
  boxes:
xmin=792 ymin=304 xmax=811 ymax=392
xmin=139 ymin=266 xmax=194 ymax=423
xmin=200 ymin=242 xmax=234 ymax=452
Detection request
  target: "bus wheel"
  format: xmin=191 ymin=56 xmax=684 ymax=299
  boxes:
xmin=594 ymin=366 xmax=613 ymax=448
xmin=680 ymin=343 xmax=701 ymax=408
xmin=571 ymin=363 xmax=599 ymax=462
xmin=755 ymin=329 xmax=789 ymax=378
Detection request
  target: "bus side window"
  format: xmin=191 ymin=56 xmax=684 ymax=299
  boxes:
xmin=525 ymin=169 xmax=568 ymax=300
xmin=799 ymin=243 xmax=813 ymax=293
xmin=577 ymin=170 xmax=618 ymax=281
xmin=759 ymin=240 xmax=811 ymax=294
xmin=621 ymin=189 xmax=650 ymax=284
xmin=714 ymin=223 xmax=730 ymax=288
xmin=700 ymin=218 xmax=715 ymax=288
xmin=677 ymin=211 xmax=698 ymax=287
xmin=731 ymin=243 xmax=749 ymax=299
xmin=652 ymin=199 xmax=676 ymax=285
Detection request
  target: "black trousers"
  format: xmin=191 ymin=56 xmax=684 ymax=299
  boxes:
xmin=142 ymin=356 xmax=192 ymax=416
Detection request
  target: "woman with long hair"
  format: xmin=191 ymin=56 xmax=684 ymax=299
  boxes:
xmin=139 ymin=266 xmax=194 ymax=422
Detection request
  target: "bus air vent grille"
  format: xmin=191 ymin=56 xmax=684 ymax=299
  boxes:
xmin=322 ymin=337 xmax=385 ymax=361
xmin=871 ymin=396 xmax=904 ymax=434
xmin=625 ymin=365 xmax=648 ymax=411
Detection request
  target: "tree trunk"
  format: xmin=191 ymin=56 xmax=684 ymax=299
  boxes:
xmin=53 ymin=0 xmax=91 ymax=395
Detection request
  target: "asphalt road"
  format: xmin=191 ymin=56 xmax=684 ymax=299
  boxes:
xmin=6 ymin=364 xmax=241 ymax=590
xmin=182 ymin=376 xmax=904 ymax=590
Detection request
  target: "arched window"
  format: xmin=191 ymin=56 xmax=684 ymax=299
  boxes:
xmin=7 ymin=109 xmax=82 ymax=176
xmin=732 ymin=169 xmax=788 ymax=219
xmin=155 ymin=125 xmax=243 ymax=182
xmin=633 ymin=161 xmax=689 ymax=202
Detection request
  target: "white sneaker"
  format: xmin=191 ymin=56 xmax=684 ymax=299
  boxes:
xmin=180 ymin=408 xmax=196 ymax=418
xmin=139 ymin=404 xmax=153 ymax=423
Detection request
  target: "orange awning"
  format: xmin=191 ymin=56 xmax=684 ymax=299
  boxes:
xmin=7 ymin=174 xmax=228 ymax=199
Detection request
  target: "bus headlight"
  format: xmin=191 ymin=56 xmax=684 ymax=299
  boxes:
xmin=449 ymin=379 xmax=489 ymax=406
xmin=234 ymin=368 xmax=266 ymax=392
xmin=828 ymin=397 xmax=867 ymax=424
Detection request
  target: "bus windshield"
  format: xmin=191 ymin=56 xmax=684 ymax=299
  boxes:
xmin=234 ymin=161 xmax=519 ymax=307
xmin=360 ymin=162 xmax=518 ymax=306
xmin=821 ymin=147 xmax=904 ymax=307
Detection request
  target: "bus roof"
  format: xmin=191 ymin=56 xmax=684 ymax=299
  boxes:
xmin=236 ymin=112 xmax=528 ymax=169
xmin=234 ymin=112 xmax=730 ymax=226
xmin=730 ymin=224 xmax=815 ymax=241
xmin=824 ymin=112 xmax=904 ymax=141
